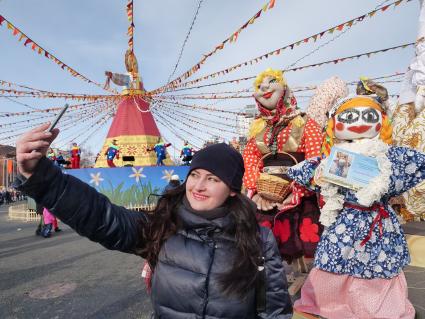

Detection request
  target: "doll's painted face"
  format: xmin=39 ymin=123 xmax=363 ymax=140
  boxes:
xmin=334 ymin=106 xmax=382 ymax=140
xmin=253 ymin=76 xmax=285 ymax=110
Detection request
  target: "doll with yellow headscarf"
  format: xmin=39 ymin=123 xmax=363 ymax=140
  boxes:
xmin=287 ymin=91 xmax=425 ymax=319
xmin=243 ymin=68 xmax=326 ymax=268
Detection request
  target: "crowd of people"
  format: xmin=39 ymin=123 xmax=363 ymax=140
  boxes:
xmin=0 ymin=187 xmax=24 ymax=205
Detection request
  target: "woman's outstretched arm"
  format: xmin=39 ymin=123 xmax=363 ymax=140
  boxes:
xmin=14 ymin=123 xmax=148 ymax=255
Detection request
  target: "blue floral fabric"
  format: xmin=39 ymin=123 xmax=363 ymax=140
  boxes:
xmin=287 ymin=146 xmax=425 ymax=279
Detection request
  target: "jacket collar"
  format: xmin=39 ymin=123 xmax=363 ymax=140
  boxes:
xmin=177 ymin=197 xmax=233 ymax=231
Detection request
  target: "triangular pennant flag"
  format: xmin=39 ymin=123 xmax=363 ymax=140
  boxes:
xmin=7 ymin=22 xmax=13 ymax=30
xmin=18 ymin=33 xmax=25 ymax=41
xmin=394 ymin=0 xmax=402 ymax=6
xmin=381 ymin=5 xmax=390 ymax=11
xmin=12 ymin=27 xmax=19 ymax=36
xmin=31 ymin=43 xmax=37 ymax=51
xmin=337 ymin=24 xmax=344 ymax=31
xmin=268 ymin=0 xmax=276 ymax=9
xmin=328 ymin=27 xmax=335 ymax=34
xmin=262 ymin=4 xmax=268 ymax=12
xmin=346 ymin=20 xmax=354 ymax=27
xmin=312 ymin=34 xmax=318 ymax=42
xmin=0 ymin=15 xmax=5 ymax=25
xmin=319 ymin=31 xmax=326 ymax=37
xmin=368 ymin=11 xmax=377 ymax=18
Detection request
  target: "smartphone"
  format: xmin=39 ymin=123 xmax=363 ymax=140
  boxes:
xmin=48 ymin=104 xmax=69 ymax=132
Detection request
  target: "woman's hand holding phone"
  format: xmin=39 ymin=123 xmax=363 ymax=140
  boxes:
xmin=16 ymin=123 xmax=60 ymax=179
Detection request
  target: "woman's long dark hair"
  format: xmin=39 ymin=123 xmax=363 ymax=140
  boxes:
xmin=140 ymin=182 xmax=262 ymax=299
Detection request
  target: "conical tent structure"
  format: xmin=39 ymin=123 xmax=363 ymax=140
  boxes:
xmin=95 ymin=90 xmax=173 ymax=167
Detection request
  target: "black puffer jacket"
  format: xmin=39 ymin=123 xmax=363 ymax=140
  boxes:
xmin=15 ymin=158 xmax=292 ymax=319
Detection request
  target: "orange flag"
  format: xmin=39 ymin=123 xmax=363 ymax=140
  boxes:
xmin=7 ymin=160 xmax=13 ymax=174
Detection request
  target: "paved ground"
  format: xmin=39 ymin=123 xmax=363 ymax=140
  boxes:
xmin=0 ymin=204 xmax=152 ymax=319
xmin=1 ymin=203 xmax=424 ymax=319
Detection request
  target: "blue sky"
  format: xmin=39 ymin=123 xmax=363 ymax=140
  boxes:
xmin=0 ymin=0 xmax=420 ymax=160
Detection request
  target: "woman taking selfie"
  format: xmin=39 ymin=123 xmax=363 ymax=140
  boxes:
xmin=14 ymin=123 xmax=292 ymax=319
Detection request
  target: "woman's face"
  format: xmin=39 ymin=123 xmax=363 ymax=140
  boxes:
xmin=253 ymin=76 xmax=285 ymax=110
xmin=186 ymin=169 xmax=236 ymax=211
xmin=334 ymin=106 xmax=382 ymax=141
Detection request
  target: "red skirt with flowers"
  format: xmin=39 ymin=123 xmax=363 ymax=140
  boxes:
xmin=256 ymin=195 xmax=322 ymax=263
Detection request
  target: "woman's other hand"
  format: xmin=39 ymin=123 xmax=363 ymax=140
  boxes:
xmin=16 ymin=123 xmax=59 ymax=179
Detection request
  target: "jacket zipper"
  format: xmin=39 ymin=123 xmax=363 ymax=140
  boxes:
xmin=201 ymin=234 xmax=216 ymax=319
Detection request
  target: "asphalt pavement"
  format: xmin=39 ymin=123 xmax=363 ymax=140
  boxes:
xmin=1 ymin=203 xmax=424 ymax=319
xmin=0 ymin=204 xmax=152 ymax=319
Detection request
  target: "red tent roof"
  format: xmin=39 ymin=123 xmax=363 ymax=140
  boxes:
xmin=106 ymin=95 xmax=160 ymax=138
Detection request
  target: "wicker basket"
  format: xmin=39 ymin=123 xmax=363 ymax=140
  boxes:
xmin=256 ymin=152 xmax=297 ymax=203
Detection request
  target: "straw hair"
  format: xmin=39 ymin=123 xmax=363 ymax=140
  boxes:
xmin=254 ymin=68 xmax=286 ymax=92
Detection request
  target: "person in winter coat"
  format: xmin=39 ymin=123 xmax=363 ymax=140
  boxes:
xmin=163 ymin=174 xmax=181 ymax=193
xmin=41 ymin=207 xmax=61 ymax=238
xmin=14 ymin=123 xmax=293 ymax=319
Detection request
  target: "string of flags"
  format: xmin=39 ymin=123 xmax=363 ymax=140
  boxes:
xmin=0 ymin=100 xmax=110 ymax=117
xmin=158 ymin=73 xmax=405 ymax=98
xmin=160 ymin=107 xmax=238 ymax=134
xmin=160 ymin=104 xmax=240 ymax=130
xmin=155 ymin=109 xmax=235 ymax=144
xmin=54 ymin=104 xmax=115 ymax=143
xmin=0 ymin=86 xmax=120 ymax=101
xmin=0 ymin=103 xmax=114 ymax=142
xmin=152 ymin=110 xmax=206 ymax=144
xmin=151 ymin=42 xmax=413 ymax=94
xmin=153 ymin=113 xmax=204 ymax=148
xmin=152 ymin=0 xmax=278 ymax=94
xmin=161 ymin=101 xmax=240 ymax=121
xmin=62 ymin=110 xmax=114 ymax=148
xmin=0 ymin=15 xmax=118 ymax=94
xmin=153 ymin=0 xmax=412 ymax=94
xmin=151 ymin=97 xmax=247 ymax=115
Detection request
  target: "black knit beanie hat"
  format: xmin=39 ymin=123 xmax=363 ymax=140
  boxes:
xmin=188 ymin=143 xmax=244 ymax=192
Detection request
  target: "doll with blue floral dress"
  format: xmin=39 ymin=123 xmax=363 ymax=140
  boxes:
xmin=288 ymin=92 xmax=424 ymax=319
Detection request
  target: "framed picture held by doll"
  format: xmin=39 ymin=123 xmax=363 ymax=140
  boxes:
xmin=322 ymin=147 xmax=381 ymax=190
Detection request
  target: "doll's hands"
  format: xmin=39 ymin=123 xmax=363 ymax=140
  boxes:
xmin=275 ymin=193 xmax=294 ymax=210
xmin=16 ymin=123 xmax=60 ymax=179
xmin=252 ymin=194 xmax=277 ymax=211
